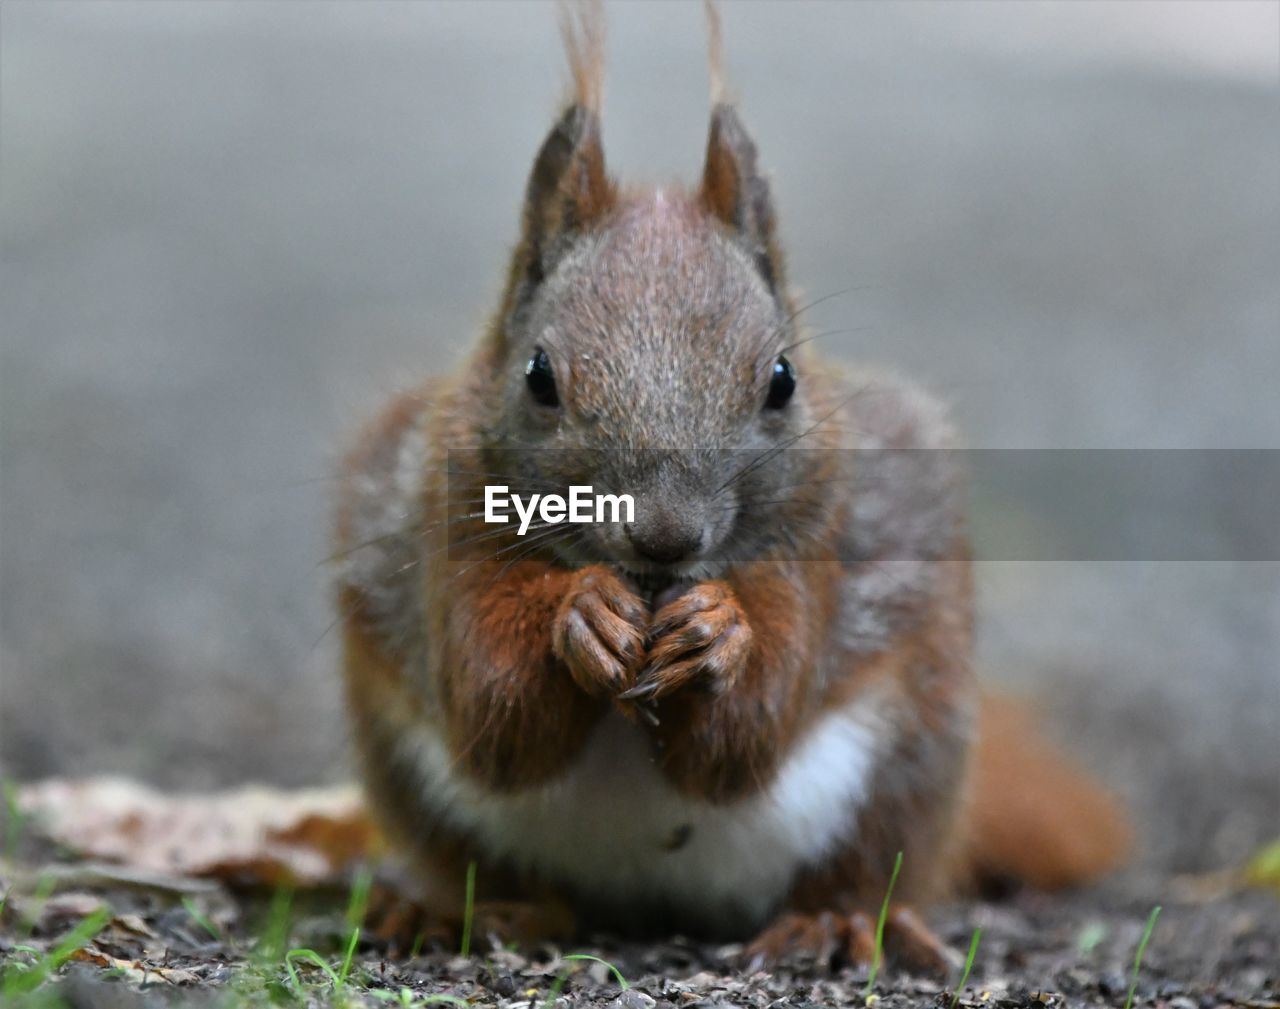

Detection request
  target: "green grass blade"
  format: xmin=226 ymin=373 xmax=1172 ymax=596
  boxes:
xmin=346 ymin=863 xmax=374 ymax=930
xmin=562 ymin=954 xmax=629 ymax=990
xmin=17 ymin=873 xmax=56 ymax=940
xmin=256 ymin=887 xmax=294 ymax=963
xmin=459 ymin=861 xmax=477 ymax=958
xmin=338 ymin=926 xmax=361 ymax=986
xmin=1123 ymin=905 xmax=1161 ymax=1009
xmin=543 ymin=969 xmax=570 ymax=1009
xmin=284 ymin=948 xmax=342 ymax=1002
xmin=948 ymin=927 xmax=982 ymax=1009
xmin=181 ymin=895 xmax=222 ymax=941
xmin=863 ymin=850 xmax=903 ymax=1000
xmin=3 ymin=905 xmax=111 ymax=996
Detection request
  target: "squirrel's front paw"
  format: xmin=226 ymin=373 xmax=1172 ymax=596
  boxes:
xmin=552 ymin=566 xmax=647 ymax=697
xmin=623 ymin=581 xmax=752 ymax=702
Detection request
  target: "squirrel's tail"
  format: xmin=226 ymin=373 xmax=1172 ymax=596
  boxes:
xmin=960 ymin=694 xmax=1133 ymax=893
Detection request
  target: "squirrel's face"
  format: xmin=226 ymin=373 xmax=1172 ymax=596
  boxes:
xmin=478 ymin=103 xmax=839 ymax=583
xmin=494 ymin=192 xmax=820 ymax=579
xmin=476 ymin=100 xmax=844 ymax=583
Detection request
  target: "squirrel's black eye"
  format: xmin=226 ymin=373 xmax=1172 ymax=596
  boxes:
xmin=525 ymin=347 xmax=559 ymax=407
xmin=765 ymin=355 xmax=796 ymax=410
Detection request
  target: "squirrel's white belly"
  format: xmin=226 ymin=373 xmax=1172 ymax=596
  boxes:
xmin=396 ymin=692 xmax=894 ymax=931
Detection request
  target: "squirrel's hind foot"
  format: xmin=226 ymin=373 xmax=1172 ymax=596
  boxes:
xmin=741 ymin=905 xmax=957 ymax=977
xmin=365 ymin=884 xmax=576 ymax=958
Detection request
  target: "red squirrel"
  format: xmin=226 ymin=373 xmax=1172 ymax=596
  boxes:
xmin=334 ymin=2 xmax=1130 ymax=969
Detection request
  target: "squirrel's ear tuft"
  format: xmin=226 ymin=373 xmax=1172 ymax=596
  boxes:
xmin=560 ymin=0 xmax=606 ymax=117
xmin=698 ymin=21 xmax=784 ymax=294
xmin=519 ymin=2 xmax=614 ymax=284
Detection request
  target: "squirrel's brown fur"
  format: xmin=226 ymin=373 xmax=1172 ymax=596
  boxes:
xmin=334 ymin=1 xmax=1129 ymax=966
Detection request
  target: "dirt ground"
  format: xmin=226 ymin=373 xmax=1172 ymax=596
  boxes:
xmin=3 ymin=847 xmax=1277 ymax=1009
xmin=2 ymin=785 xmax=1276 ymax=1006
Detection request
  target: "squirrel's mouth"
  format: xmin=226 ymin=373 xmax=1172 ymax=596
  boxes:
xmin=626 ymin=567 xmax=677 ymax=596
xmin=620 ymin=566 xmax=698 ymax=611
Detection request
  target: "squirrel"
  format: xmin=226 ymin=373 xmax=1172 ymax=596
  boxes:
xmin=334 ymin=1 xmax=1131 ymax=970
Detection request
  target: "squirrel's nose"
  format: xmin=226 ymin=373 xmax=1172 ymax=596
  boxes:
xmin=625 ymin=514 xmax=704 ymax=564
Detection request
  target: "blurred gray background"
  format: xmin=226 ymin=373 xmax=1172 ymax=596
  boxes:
xmin=1 ymin=1 xmax=1277 ymax=874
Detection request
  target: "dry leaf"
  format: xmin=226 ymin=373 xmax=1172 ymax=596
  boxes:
xmin=19 ymin=778 xmax=378 ymax=888
xmin=110 ymin=913 xmax=158 ymax=940
xmin=72 ymin=946 xmax=199 ymax=986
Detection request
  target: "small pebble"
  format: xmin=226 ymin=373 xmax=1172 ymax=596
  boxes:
xmin=606 ymin=991 xmax=657 ymax=1009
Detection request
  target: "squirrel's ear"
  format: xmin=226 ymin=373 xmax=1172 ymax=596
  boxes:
xmin=698 ymin=0 xmax=780 ymax=287
xmin=520 ymin=103 xmax=613 ymax=283
xmin=519 ymin=1 xmax=613 ymax=284
xmin=699 ymin=103 xmax=783 ymax=294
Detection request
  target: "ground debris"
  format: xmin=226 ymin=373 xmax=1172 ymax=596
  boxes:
xmin=2 ymin=786 xmax=1278 ymax=1008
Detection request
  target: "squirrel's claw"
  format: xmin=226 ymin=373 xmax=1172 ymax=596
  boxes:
xmin=618 ymin=679 xmax=659 ymax=701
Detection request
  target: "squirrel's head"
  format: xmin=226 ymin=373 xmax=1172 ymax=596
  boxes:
xmin=475 ymin=2 xmax=840 ymax=584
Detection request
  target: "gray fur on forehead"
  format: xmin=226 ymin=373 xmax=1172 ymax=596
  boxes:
xmin=534 ymin=190 xmax=782 ymax=360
